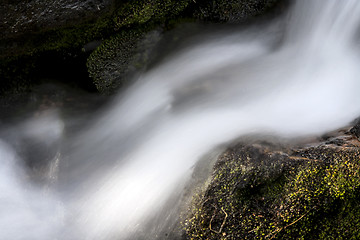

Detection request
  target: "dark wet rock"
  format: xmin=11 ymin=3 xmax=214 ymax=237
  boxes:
xmin=86 ymin=0 xmax=287 ymax=94
xmin=184 ymin=128 xmax=360 ymax=239
xmin=0 ymin=0 xmax=286 ymax=95
xmin=349 ymin=118 xmax=360 ymax=139
xmin=85 ymin=0 xmax=192 ymax=93
xmin=86 ymin=29 xmax=162 ymax=94
xmin=0 ymin=0 xmax=113 ymax=41
xmin=0 ymin=0 xmax=117 ymax=95
xmin=0 ymin=0 xmax=191 ymax=94
xmin=191 ymin=0 xmax=288 ymax=23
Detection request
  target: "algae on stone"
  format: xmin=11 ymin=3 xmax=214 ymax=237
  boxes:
xmin=184 ymin=132 xmax=360 ymax=239
xmin=191 ymin=0 xmax=285 ymax=23
xmin=113 ymin=0 xmax=190 ymax=29
xmin=1 ymin=0 xmax=285 ymax=94
xmin=86 ymin=29 xmax=162 ymax=94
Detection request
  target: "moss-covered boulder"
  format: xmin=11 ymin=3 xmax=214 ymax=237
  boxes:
xmin=184 ymin=129 xmax=360 ymax=239
xmin=0 ymin=0 xmax=285 ymax=95
xmin=86 ymin=29 xmax=162 ymax=94
xmin=86 ymin=0 xmax=191 ymax=94
xmin=86 ymin=0 xmax=287 ymax=94
xmin=191 ymin=0 xmax=286 ymax=23
xmin=0 ymin=0 xmax=115 ymax=57
xmin=0 ymin=0 xmax=118 ymax=95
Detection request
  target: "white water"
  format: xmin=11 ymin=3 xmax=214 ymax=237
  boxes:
xmin=1 ymin=0 xmax=360 ymax=239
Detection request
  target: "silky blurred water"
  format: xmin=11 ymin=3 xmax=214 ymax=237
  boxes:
xmin=1 ymin=0 xmax=360 ymax=239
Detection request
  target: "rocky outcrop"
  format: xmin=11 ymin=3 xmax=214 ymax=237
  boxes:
xmin=184 ymin=128 xmax=360 ymax=239
xmin=0 ymin=0 xmax=111 ymax=38
xmin=0 ymin=0 xmax=117 ymax=95
xmin=0 ymin=0 xmax=114 ymax=56
xmin=86 ymin=0 xmax=191 ymax=94
xmin=86 ymin=0 xmax=287 ymax=94
xmin=0 ymin=0 xmax=286 ymax=95
xmin=86 ymin=29 xmax=162 ymax=94
xmin=192 ymin=0 xmax=285 ymax=23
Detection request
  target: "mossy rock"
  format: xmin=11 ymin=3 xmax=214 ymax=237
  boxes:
xmin=0 ymin=0 xmax=286 ymax=95
xmin=85 ymin=0 xmax=192 ymax=94
xmin=191 ymin=0 xmax=287 ymax=23
xmin=112 ymin=0 xmax=191 ymax=29
xmin=0 ymin=0 xmax=118 ymax=95
xmin=0 ymin=0 xmax=192 ymax=94
xmin=184 ymin=131 xmax=360 ymax=239
xmin=0 ymin=0 xmax=117 ymax=58
xmin=86 ymin=28 xmax=162 ymax=94
xmin=84 ymin=0 xmax=289 ymax=94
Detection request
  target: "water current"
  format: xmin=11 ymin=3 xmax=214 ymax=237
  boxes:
xmin=1 ymin=0 xmax=360 ymax=239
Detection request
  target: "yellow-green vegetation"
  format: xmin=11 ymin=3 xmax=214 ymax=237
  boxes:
xmin=86 ymin=0 xmax=191 ymax=93
xmin=1 ymin=0 xmax=285 ymax=94
xmin=113 ymin=0 xmax=190 ymax=29
xmin=0 ymin=8 xmax=116 ymax=94
xmin=86 ymin=29 xmax=159 ymax=93
xmin=184 ymin=140 xmax=360 ymax=239
xmin=192 ymin=0 xmax=283 ymax=22
xmin=83 ymin=0 xmax=287 ymax=93
xmin=1 ymin=0 xmax=191 ymax=60
xmin=1 ymin=11 xmax=115 ymax=59
xmin=0 ymin=0 xmax=192 ymax=94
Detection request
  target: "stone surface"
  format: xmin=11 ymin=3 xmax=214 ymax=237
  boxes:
xmin=184 ymin=127 xmax=360 ymax=239
xmin=0 ymin=0 xmax=112 ymax=39
xmin=0 ymin=0 xmax=285 ymax=95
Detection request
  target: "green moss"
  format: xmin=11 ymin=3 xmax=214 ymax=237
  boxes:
xmin=192 ymin=0 xmax=283 ymax=23
xmin=86 ymin=26 xmax=165 ymax=93
xmin=0 ymin=9 xmax=116 ymax=94
xmin=83 ymin=0 xmax=195 ymax=93
xmin=1 ymin=0 xmax=191 ymax=60
xmin=184 ymin=142 xmax=360 ymax=239
xmin=1 ymin=11 xmax=115 ymax=60
xmin=113 ymin=0 xmax=190 ymax=29
xmin=275 ymin=148 xmax=360 ymax=239
xmin=86 ymin=29 xmax=143 ymax=93
xmin=2 ymin=0 xmax=283 ymax=95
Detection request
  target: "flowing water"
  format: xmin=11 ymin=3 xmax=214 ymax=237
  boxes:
xmin=1 ymin=0 xmax=360 ymax=239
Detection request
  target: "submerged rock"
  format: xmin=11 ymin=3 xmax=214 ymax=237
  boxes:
xmin=184 ymin=128 xmax=360 ymax=239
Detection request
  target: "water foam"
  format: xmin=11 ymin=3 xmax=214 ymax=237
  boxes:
xmin=1 ymin=0 xmax=360 ymax=239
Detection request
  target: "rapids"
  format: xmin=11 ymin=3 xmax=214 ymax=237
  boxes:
xmin=1 ymin=0 xmax=360 ymax=239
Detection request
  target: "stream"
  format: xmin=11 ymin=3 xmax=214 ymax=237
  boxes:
xmin=1 ymin=0 xmax=360 ymax=239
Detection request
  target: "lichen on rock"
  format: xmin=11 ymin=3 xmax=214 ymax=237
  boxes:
xmin=86 ymin=28 xmax=162 ymax=94
xmin=0 ymin=0 xmax=286 ymax=95
xmin=184 ymin=129 xmax=360 ymax=239
xmin=191 ymin=0 xmax=286 ymax=23
xmin=112 ymin=0 xmax=190 ymax=29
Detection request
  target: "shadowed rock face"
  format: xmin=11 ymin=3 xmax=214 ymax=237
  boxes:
xmin=0 ymin=0 xmax=285 ymax=95
xmin=0 ymin=0 xmax=115 ymax=60
xmin=85 ymin=0 xmax=287 ymax=94
xmin=0 ymin=0 xmax=116 ymax=95
xmin=0 ymin=0 xmax=112 ymax=39
xmin=192 ymin=0 xmax=286 ymax=23
xmin=184 ymin=127 xmax=360 ymax=239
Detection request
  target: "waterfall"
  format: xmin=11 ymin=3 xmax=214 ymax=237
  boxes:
xmin=1 ymin=0 xmax=360 ymax=239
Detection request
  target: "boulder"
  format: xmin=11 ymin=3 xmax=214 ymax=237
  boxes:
xmin=184 ymin=128 xmax=360 ymax=239
xmin=0 ymin=0 xmax=285 ymax=95
xmin=192 ymin=0 xmax=287 ymax=23
xmin=0 ymin=0 xmax=116 ymax=95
